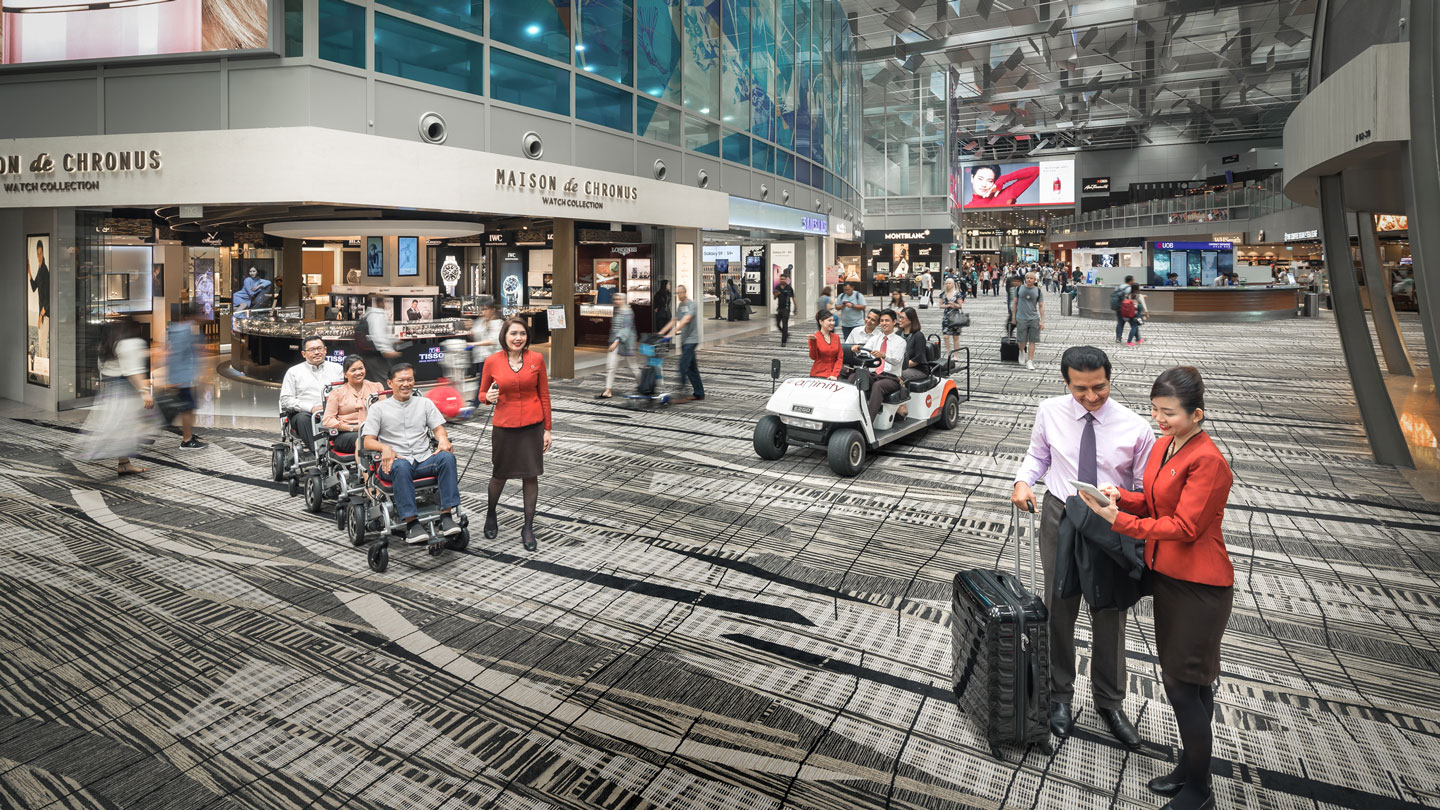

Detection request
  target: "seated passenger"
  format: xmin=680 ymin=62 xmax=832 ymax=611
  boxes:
xmin=898 ymin=306 xmax=931 ymax=385
xmin=361 ymin=363 xmax=462 ymax=543
xmin=279 ymin=336 xmax=344 ymax=449
xmin=808 ymin=310 xmax=844 ymax=380
xmin=322 ymin=355 xmax=385 ymax=453
xmin=860 ymin=310 xmax=906 ymax=424
xmin=846 ymin=308 xmax=881 ymax=346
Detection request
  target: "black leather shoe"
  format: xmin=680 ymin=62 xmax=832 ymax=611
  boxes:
xmin=1147 ymin=761 xmax=1185 ymax=797
xmin=483 ymin=510 xmax=498 ymax=540
xmin=1048 ymin=702 xmax=1074 ymax=738
xmin=1161 ymin=790 xmax=1214 ymax=810
xmin=521 ymin=526 xmax=537 ymax=552
xmin=1099 ymin=707 xmax=1143 ymax=749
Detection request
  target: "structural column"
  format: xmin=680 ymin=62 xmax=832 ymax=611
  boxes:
xmin=1405 ymin=2 xmax=1440 ymax=398
xmin=1319 ymin=175 xmax=1412 ymax=467
xmin=550 ymin=218 xmax=576 ymax=379
xmin=281 ymin=238 xmax=302 ymax=307
xmin=1356 ymin=211 xmax=1414 ymax=375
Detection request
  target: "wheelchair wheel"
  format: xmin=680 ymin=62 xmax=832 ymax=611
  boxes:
xmin=304 ymin=474 xmax=323 ymax=513
xmin=446 ymin=528 xmax=470 ymax=552
xmin=347 ymin=503 xmax=368 ymax=546
xmin=288 ymin=474 xmax=300 ymax=498
xmin=270 ymin=446 xmax=285 ymax=482
xmin=335 ymin=500 xmax=348 ymax=530
xmin=367 ymin=542 xmax=389 ymax=573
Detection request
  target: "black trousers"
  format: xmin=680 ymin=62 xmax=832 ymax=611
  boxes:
xmin=776 ymin=309 xmax=791 ymax=344
xmin=359 ymin=351 xmax=390 ymax=384
xmin=289 ymin=410 xmax=319 ymax=449
xmin=866 ymin=373 xmax=902 ymax=420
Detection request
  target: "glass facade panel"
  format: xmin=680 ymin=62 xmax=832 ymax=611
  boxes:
xmin=775 ymin=0 xmax=795 ymax=149
xmin=749 ymin=0 xmax=775 ymax=141
xmin=375 ymin=13 xmax=484 ymax=94
xmin=491 ymin=47 xmax=570 ymax=114
xmin=751 ymin=139 xmax=774 ymax=172
xmin=722 ymin=130 xmax=750 ymax=163
xmin=720 ymin=0 xmax=750 ymax=130
xmin=685 ymin=115 xmax=720 ymax=155
xmin=777 ymin=149 xmax=793 ymax=179
xmin=682 ymin=0 xmax=719 ymax=114
xmin=490 ymin=0 xmax=571 ymax=62
xmin=637 ymin=97 xmax=682 ymax=144
xmin=637 ymin=0 xmax=683 ymax=102
xmin=377 ymin=0 xmax=483 ymax=34
xmin=577 ymin=76 xmax=634 ymax=132
xmin=577 ymin=0 xmax=633 ymax=85
xmin=284 ymin=0 xmax=303 ymax=57
xmin=319 ymin=0 xmax=367 ymax=68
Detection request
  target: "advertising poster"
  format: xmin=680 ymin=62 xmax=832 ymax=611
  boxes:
xmin=193 ymin=258 xmax=215 ymax=318
xmin=961 ymin=159 xmax=1075 ymax=209
xmin=231 ymin=257 xmax=274 ymax=310
xmin=891 ymin=244 xmax=910 ymax=278
xmin=399 ymin=297 xmax=433 ymax=322
xmin=397 ymin=236 xmax=418 ymax=277
xmin=499 ymin=251 xmax=525 ymax=316
xmin=743 ymin=246 xmax=766 ymax=305
xmin=366 ymin=236 xmax=383 ymax=277
xmin=770 ymin=243 xmax=795 ymax=290
xmin=594 ymin=258 xmax=620 ymax=304
xmin=1 ymin=0 xmax=270 ymax=66
xmin=825 ymin=265 xmax=841 ymax=286
xmin=25 ymin=233 xmax=49 ymax=387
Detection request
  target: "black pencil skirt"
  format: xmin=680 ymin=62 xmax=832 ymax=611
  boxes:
xmin=1152 ymin=571 xmax=1233 ymax=685
xmin=491 ymin=421 xmax=544 ymax=480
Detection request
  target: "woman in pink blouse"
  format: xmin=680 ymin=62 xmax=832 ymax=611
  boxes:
xmin=322 ymin=356 xmax=385 ymax=452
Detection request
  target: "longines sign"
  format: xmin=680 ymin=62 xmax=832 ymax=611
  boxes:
xmin=1 ymin=148 xmax=163 ymax=193
xmin=495 ymin=169 xmax=640 ymax=213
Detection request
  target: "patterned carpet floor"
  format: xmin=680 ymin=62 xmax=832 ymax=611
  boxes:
xmin=0 ymin=293 xmax=1437 ymax=810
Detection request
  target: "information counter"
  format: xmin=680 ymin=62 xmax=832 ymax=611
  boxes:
xmin=231 ymin=307 xmax=474 ymax=384
xmin=1076 ymin=285 xmax=1302 ymax=322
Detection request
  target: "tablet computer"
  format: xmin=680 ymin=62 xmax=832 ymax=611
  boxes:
xmin=1068 ymin=480 xmax=1111 ymax=507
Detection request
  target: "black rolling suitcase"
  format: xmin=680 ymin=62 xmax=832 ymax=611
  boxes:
xmin=952 ymin=504 xmax=1051 ymax=758
xmin=1000 ymin=337 xmax=1020 ymax=363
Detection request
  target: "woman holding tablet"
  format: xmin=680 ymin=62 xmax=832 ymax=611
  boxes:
xmin=1078 ymin=366 xmax=1234 ymax=810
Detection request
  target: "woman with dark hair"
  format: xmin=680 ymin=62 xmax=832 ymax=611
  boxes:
xmin=888 ymin=290 xmax=906 ymax=313
xmin=76 ymin=316 xmax=155 ymax=476
xmin=480 ymin=316 xmax=552 ymax=552
xmin=322 ymin=355 xmax=385 ymax=453
xmin=1079 ymin=366 xmax=1234 ymax=810
xmin=967 ymin=164 xmax=1039 ymax=208
xmin=897 ymin=307 xmax=930 ymax=385
xmin=807 ymin=310 xmax=843 ymax=380
xmin=817 ymin=286 xmax=833 ymax=317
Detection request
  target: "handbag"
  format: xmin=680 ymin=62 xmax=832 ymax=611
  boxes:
xmin=945 ymin=310 xmax=972 ymax=329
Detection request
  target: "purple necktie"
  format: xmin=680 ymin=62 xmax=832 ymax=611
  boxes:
xmin=1078 ymin=413 xmax=1098 ymax=486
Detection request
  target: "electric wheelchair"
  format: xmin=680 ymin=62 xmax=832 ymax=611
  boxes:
xmin=270 ymin=401 xmax=331 ymax=498
xmin=299 ymin=382 xmax=370 ymax=525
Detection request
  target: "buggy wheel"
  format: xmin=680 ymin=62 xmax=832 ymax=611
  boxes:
xmin=347 ymin=503 xmax=368 ymax=546
xmin=270 ymin=446 xmax=285 ymax=482
xmin=367 ymin=542 xmax=389 ymax=573
xmin=827 ymin=428 xmax=866 ymax=477
xmin=752 ymin=415 xmax=788 ymax=460
xmin=304 ymin=474 xmax=324 ymax=513
xmin=940 ymin=391 xmax=960 ymax=430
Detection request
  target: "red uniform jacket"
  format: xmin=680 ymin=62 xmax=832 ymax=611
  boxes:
xmin=967 ymin=166 xmax=1039 ymax=208
xmin=480 ymin=350 xmax=552 ymax=430
xmin=1113 ymin=430 xmax=1235 ymax=587
xmin=808 ymin=332 xmax=844 ymax=378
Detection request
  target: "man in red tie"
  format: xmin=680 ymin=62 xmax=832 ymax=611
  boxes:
xmin=860 ymin=310 xmax=907 ymax=424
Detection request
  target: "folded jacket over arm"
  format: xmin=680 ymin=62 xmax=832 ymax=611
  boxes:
xmin=1052 ymin=495 xmax=1150 ymax=611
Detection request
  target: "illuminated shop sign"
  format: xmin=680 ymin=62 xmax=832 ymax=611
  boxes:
xmin=1081 ymin=177 xmax=1110 ymax=193
xmin=0 ymin=148 xmax=164 ymax=194
xmin=728 ymin=197 xmax=829 ymax=236
xmin=1283 ymin=230 xmax=1319 ymax=241
xmin=1153 ymin=241 xmax=1234 ymax=250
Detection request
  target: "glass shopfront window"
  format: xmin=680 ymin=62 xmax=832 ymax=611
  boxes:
xmin=377 ymin=0 xmax=484 ymax=34
xmin=319 ymin=0 xmax=367 ymax=68
xmin=577 ymin=76 xmax=634 ymax=132
xmin=577 ymin=0 xmax=633 ymax=85
xmin=490 ymin=0 xmax=571 ymax=61
xmin=491 ymin=47 xmax=570 ymax=114
xmin=637 ymin=97 xmax=681 ymax=144
xmin=375 ymin=13 xmax=484 ymax=95
xmin=637 ymin=0 xmax=682 ymax=102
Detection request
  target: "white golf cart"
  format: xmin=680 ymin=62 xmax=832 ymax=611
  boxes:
xmin=753 ymin=340 xmax=970 ymax=476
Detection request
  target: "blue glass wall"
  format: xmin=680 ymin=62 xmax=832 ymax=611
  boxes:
xmin=308 ymin=0 xmax=858 ymax=202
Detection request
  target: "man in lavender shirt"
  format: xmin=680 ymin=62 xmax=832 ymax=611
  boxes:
xmin=1011 ymin=345 xmax=1155 ymax=747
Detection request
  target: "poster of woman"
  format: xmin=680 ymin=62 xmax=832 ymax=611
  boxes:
xmin=26 ymin=234 xmax=50 ymax=387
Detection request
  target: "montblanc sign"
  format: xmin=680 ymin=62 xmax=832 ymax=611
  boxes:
xmin=885 ymin=229 xmax=931 ymax=240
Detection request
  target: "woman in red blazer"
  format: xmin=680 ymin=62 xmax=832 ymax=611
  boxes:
xmin=808 ymin=310 xmax=844 ymax=379
xmin=480 ymin=317 xmax=552 ymax=552
xmin=1081 ymin=366 xmax=1233 ymax=810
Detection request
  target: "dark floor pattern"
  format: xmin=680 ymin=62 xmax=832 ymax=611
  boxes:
xmin=2 ymin=294 xmax=1438 ymax=810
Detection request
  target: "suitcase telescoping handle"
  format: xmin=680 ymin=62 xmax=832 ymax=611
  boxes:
xmin=1011 ymin=502 xmax=1039 ymax=592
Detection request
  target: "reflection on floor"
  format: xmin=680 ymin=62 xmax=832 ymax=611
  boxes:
xmin=2 ymin=294 xmax=1438 ymax=810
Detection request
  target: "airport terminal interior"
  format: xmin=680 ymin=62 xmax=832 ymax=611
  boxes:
xmin=2 ymin=0 xmax=1440 ymax=809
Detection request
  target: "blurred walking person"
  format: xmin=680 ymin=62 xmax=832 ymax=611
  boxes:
xmin=76 ymin=315 xmax=156 ymax=476
xmin=598 ymin=292 xmax=640 ymax=398
xmin=165 ymin=303 xmax=204 ymax=448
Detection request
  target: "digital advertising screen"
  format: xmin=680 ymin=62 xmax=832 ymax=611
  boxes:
xmin=960 ymin=160 xmax=1074 ymax=209
xmin=1 ymin=0 xmax=273 ymax=66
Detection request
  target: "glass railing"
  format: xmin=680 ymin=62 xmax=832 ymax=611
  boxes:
xmin=1048 ymin=187 xmax=1302 ymax=237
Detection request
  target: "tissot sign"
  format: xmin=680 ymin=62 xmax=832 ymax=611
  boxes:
xmin=1 ymin=148 xmax=164 ymax=193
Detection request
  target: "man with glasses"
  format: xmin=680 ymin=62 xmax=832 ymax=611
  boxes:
xmin=279 ymin=335 xmax=344 ymax=449
xmin=1010 ymin=345 xmax=1154 ymax=748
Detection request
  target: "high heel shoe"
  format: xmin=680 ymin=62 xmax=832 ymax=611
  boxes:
xmin=521 ymin=526 xmax=537 ymax=552
xmin=483 ymin=510 xmax=498 ymax=540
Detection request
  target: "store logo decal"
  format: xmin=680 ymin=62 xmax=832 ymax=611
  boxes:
xmin=883 ymin=229 xmax=931 ymax=240
xmin=496 ymin=169 xmax=640 ymax=214
xmin=2 ymin=148 xmax=163 ymax=194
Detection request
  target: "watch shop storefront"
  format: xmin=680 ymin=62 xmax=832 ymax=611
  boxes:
xmin=863 ymin=229 xmax=953 ymax=298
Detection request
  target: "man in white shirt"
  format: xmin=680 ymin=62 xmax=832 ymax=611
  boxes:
xmin=860 ymin=310 xmax=907 ymax=424
xmin=279 ymin=336 xmax=344 ymax=449
xmin=846 ymin=308 xmax=880 ymax=345
xmin=359 ymin=295 xmax=401 ymax=382
xmin=919 ymin=270 xmax=934 ymax=303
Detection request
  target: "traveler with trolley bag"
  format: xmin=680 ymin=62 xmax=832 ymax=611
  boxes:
xmin=951 ymin=503 xmax=1051 ymax=759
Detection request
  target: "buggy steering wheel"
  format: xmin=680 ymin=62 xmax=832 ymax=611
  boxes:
xmin=853 ymin=349 xmax=883 ymax=369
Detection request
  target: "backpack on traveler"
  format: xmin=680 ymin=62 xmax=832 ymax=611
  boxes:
xmin=1110 ymin=286 xmax=1126 ymax=312
xmin=1120 ymin=297 xmax=1138 ymax=319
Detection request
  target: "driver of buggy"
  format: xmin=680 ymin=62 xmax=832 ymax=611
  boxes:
xmin=857 ymin=310 xmax=907 ymax=423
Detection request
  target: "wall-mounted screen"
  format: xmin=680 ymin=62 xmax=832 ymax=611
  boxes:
xmin=961 ymin=159 xmax=1074 ymax=209
xmin=1 ymin=0 xmax=272 ymax=66
xmin=1091 ymin=253 xmax=1119 ymax=268
xmin=366 ymin=237 xmax=383 ymax=277
xmin=397 ymin=236 xmax=418 ymax=277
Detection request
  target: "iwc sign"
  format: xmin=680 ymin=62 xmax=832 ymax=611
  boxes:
xmin=495 ymin=170 xmax=640 ymax=213
xmin=1 ymin=149 xmax=163 ymax=194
